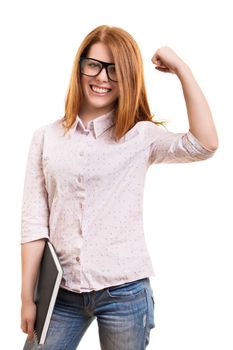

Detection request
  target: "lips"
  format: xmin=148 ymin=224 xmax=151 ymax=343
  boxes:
xmin=90 ymin=85 xmax=112 ymax=94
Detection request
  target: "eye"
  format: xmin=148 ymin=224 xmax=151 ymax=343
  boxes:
xmin=108 ymin=65 xmax=116 ymax=72
xmin=87 ymin=61 xmax=102 ymax=69
xmin=88 ymin=62 xmax=99 ymax=68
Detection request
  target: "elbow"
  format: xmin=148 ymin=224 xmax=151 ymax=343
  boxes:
xmin=189 ymin=128 xmax=219 ymax=152
xmin=200 ymin=135 xmax=219 ymax=152
xmin=203 ymin=141 xmax=218 ymax=152
xmin=207 ymin=136 xmax=219 ymax=152
xmin=209 ymin=143 xmax=218 ymax=152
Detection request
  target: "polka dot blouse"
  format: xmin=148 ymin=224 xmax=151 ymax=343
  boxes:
xmin=21 ymin=110 xmax=216 ymax=292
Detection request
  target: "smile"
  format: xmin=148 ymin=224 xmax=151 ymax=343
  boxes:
xmin=90 ymin=85 xmax=112 ymax=94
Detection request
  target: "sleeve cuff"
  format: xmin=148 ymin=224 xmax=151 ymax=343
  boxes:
xmin=21 ymin=232 xmax=49 ymax=244
xmin=185 ymin=131 xmax=217 ymax=157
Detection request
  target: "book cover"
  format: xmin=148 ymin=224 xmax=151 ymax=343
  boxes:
xmin=34 ymin=240 xmax=63 ymax=345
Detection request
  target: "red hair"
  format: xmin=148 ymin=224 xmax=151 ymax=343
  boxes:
xmin=62 ymin=25 xmax=164 ymax=141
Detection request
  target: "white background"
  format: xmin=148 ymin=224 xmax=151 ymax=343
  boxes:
xmin=0 ymin=0 xmax=232 ymax=349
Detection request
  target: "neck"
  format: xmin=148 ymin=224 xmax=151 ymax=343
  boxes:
xmin=79 ymin=105 xmax=115 ymax=123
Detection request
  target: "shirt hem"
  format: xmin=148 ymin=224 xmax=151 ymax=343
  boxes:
xmin=60 ymin=272 xmax=155 ymax=293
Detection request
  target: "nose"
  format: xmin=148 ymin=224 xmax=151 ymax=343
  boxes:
xmin=96 ymin=67 xmax=109 ymax=82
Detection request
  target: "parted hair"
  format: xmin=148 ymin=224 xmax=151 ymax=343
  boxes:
xmin=61 ymin=25 xmax=164 ymax=141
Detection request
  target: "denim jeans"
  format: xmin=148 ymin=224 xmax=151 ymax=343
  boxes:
xmin=23 ymin=277 xmax=155 ymax=350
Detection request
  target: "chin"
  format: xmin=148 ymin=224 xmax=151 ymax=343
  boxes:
xmin=88 ymin=98 xmax=116 ymax=110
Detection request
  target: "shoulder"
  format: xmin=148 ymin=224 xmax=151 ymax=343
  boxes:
xmin=135 ymin=120 xmax=168 ymax=140
xmin=31 ymin=117 xmax=64 ymax=141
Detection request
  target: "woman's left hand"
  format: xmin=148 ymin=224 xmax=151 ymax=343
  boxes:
xmin=151 ymin=46 xmax=187 ymax=74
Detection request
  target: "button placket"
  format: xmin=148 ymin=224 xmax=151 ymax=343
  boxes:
xmin=76 ymin=177 xmax=85 ymax=212
xmin=76 ymin=133 xmax=92 ymax=242
xmin=74 ymin=232 xmax=83 ymax=265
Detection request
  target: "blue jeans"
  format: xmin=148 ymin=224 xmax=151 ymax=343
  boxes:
xmin=23 ymin=277 xmax=155 ymax=350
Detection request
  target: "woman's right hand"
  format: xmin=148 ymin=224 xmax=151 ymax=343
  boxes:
xmin=21 ymin=239 xmax=46 ymax=341
xmin=21 ymin=300 xmax=37 ymax=341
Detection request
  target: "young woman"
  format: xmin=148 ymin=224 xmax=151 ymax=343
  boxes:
xmin=21 ymin=25 xmax=218 ymax=350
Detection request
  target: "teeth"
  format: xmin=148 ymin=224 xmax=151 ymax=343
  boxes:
xmin=91 ymin=85 xmax=111 ymax=93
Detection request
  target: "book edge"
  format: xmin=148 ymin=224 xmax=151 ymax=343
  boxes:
xmin=38 ymin=241 xmax=63 ymax=345
xmin=39 ymin=271 xmax=63 ymax=344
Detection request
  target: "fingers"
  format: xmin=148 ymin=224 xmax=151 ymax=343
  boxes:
xmin=21 ymin=301 xmax=37 ymax=341
xmin=152 ymin=55 xmax=168 ymax=69
xmin=154 ymin=58 xmax=161 ymax=65
xmin=27 ymin=321 xmax=35 ymax=341
xmin=152 ymin=56 xmax=162 ymax=66
xmin=21 ymin=319 xmax=35 ymax=341
xmin=155 ymin=66 xmax=171 ymax=73
xmin=21 ymin=319 xmax=27 ymax=334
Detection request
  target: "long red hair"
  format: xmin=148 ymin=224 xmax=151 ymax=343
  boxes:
xmin=62 ymin=25 xmax=164 ymax=141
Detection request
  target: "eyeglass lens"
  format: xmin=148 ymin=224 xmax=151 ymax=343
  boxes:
xmin=80 ymin=58 xmax=117 ymax=82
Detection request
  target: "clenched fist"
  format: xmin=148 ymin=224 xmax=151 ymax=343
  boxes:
xmin=151 ymin=46 xmax=187 ymax=74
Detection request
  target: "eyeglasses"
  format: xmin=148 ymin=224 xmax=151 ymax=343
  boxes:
xmin=79 ymin=57 xmax=117 ymax=82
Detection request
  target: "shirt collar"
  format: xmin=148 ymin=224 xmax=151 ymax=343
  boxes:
xmin=70 ymin=109 xmax=115 ymax=138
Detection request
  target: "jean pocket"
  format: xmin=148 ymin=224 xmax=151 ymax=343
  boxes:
xmin=151 ymin=295 xmax=155 ymax=309
xmin=107 ymin=279 xmax=146 ymax=298
xmin=145 ymin=288 xmax=155 ymax=329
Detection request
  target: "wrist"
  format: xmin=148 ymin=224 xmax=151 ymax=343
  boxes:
xmin=21 ymin=291 xmax=35 ymax=304
xmin=175 ymin=62 xmax=192 ymax=79
xmin=21 ymin=299 xmax=35 ymax=308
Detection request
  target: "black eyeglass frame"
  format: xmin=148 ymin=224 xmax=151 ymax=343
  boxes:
xmin=79 ymin=56 xmax=118 ymax=82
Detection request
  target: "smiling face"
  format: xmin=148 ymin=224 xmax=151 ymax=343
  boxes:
xmin=79 ymin=42 xmax=119 ymax=119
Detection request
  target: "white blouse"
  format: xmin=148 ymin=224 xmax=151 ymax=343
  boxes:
xmin=21 ymin=110 xmax=216 ymax=292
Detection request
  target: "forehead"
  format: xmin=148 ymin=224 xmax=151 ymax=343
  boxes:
xmin=87 ymin=42 xmax=114 ymax=63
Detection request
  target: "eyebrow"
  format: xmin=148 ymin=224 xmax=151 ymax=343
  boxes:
xmin=85 ymin=57 xmax=115 ymax=65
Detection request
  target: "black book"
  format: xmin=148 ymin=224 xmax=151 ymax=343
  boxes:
xmin=33 ymin=240 xmax=63 ymax=345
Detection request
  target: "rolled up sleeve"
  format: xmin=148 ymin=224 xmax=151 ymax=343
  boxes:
xmin=21 ymin=127 xmax=49 ymax=243
xmin=148 ymin=126 xmax=216 ymax=165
